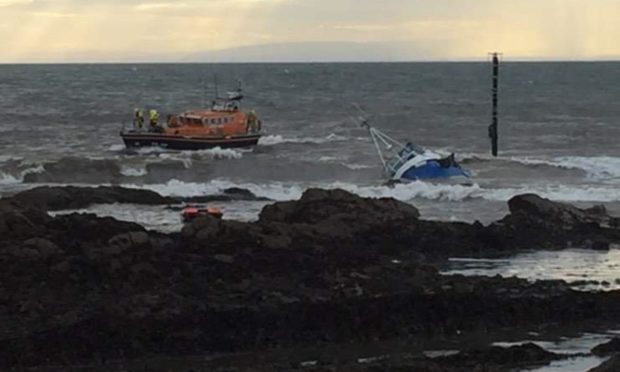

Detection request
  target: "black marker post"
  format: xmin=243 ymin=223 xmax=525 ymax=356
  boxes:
xmin=489 ymin=52 xmax=500 ymax=157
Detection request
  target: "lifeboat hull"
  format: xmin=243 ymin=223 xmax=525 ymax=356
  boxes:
xmin=120 ymin=132 xmax=261 ymax=150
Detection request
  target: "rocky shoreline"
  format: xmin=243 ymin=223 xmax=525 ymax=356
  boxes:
xmin=2 ymin=186 xmax=620 ymax=371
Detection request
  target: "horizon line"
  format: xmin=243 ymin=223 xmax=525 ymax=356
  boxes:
xmin=2 ymin=58 xmax=620 ymax=65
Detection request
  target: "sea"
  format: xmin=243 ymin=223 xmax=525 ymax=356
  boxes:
xmin=2 ymin=63 xmax=620 ymax=369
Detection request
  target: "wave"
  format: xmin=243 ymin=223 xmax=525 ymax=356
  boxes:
xmin=133 ymin=179 xmax=306 ymax=201
xmin=341 ymin=163 xmax=374 ymax=170
xmin=120 ymin=165 xmax=148 ymax=177
xmin=462 ymin=153 xmax=620 ymax=180
xmin=0 ymin=155 xmax=24 ymax=164
xmin=179 ymin=148 xmax=244 ymax=160
xmin=127 ymin=178 xmax=620 ymax=204
xmin=0 ymin=165 xmax=45 ymax=184
xmin=259 ymin=133 xmax=348 ymax=146
xmin=154 ymin=148 xmax=243 ymax=169
xmin=107 ymin=144 xmax=126 ymax=152
xmin=0 ymin=171 xmax=21 ymax=185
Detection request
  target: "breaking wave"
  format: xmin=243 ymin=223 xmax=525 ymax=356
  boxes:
xmin=125 ymin=178 xmax=620 ymax=204
xmin=107 ymin=144 xmax=126 ymax=152
xmin=259 ymin=133 xmax=348 ymax=146
xmin=463 ymin=154 xmax=620 ymax=180
xmin=0 ymin=171 xmax=21 ymax=185
xmin=120 ymin=165 xmax=148 ymax=177
xmin=0 ymin=166 xmax=45 ymax=184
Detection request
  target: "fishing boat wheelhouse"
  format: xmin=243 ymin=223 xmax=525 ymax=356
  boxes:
xmin=356 ymin=106 xmax=471 ymax=183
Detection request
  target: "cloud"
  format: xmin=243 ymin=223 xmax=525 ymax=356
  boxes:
xmin=133 ymin=2 xmax=188 ymax=11
xmin=0 ymin=0 xmax=33 ymax=6
xmin=1 ymin=0 xmax=619 ymax=62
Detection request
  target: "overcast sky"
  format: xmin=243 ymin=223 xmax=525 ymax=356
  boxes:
xmin=1 ymin=0 xmax=619 ymax=62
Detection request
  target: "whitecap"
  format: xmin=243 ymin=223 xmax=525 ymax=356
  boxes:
xmin=259 ymin=133 xmax=348 ymax=146
xmin=125 ymin=179 xmax=620 ymax=204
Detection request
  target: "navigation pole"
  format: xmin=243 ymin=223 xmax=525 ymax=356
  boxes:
xmin=489 ymin=52 xmax=500 ymax=157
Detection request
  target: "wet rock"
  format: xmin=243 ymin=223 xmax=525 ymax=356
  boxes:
xmin=179 ymin=187 xmax=269 ymax=202
xmin=592 ymin=338 xmax=620 ymax=356
xmin=589 ymin=354 xmax=620 ymax=372
xmin=51 ymin=261 xmax=71 ymax=273
xmin=213 ymin=254 xmax=235 ymax=264
xmin=5 ymin=185 xmax=173 ymax=211
xmin=507 ymin=194 xmax=608 ymax=227
xmin=439 ymin=343 xmax=560 ymax=367
xmin=486 ymin=193 xmax=620 ymax=251
xmin=107 ymin=231 xmax=150 ymax=254
xmin=23 ymin=238 xmax=60 ymax=259
xmin=260 ymin=188 xmax=420 ymax=224
xmin=2 ymin=187 xmax=620 ymax=369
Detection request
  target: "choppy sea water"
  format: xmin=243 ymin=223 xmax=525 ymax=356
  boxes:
xmin=2 ymin=62 xmax=620 ymax=372
xmin=1 ymin=62 xmax=620 ymax=221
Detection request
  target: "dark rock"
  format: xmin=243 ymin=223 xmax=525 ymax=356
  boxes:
xmin=23 ymin=237 xmax=60 ymax=259
xmin=108 ymin=231 xmax=150 ymax=251
xmin=507 ymin=194 xmax=607 ymax=226
xmin=439 ymin=343 xmax=559 ymax=366
xmin=485 ymin=193 xmax=620 ymax=251
xmin=2 ymin=187 xmax=620 ymax=370
xmin=260 ymin=188 xmax=420 ymax=224
xmin=178 ymin=187 xmax=269 ymax=203
xmin=213 ymin=254 xmax=235 ymax=264
xmin=589 ymin=354 xmax=620 ymax=372
xmin=4 ymin=185 xmax=174 ymax=210
xmin=592 ymin=338 xmax=620 ymax=356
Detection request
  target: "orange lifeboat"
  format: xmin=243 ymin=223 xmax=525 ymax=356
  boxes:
xmin=120 ymin=89 xmax=262 ymax=150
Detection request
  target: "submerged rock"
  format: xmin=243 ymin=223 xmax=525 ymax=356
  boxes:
xmin=592 ymin=338 xmax=620 ymax=356
xmin=4 ymin=185 xmax=173 ymax=210
xmin=589 ymin=354 xmax=620 ymax=372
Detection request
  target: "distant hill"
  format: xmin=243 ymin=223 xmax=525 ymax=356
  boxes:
xmin=183 ymin=41 xmax=456 ymax=63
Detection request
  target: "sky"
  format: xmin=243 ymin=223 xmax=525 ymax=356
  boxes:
xmin=1 ymin=0 xmax=619 ymax=62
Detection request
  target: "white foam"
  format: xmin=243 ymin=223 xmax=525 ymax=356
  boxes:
xmin=179 ymin=147 xmax=243 ymax=160
xmin=133 ymin=179 xmax=305 ymax=201
xmin=341 ymin=163 xmax=374 ymax=170
xmin=135 ymin=147 xmax=174 ymax=155
xmin=482 ymin=184 xmax=620 ymax=203
xmin=464 ymin=153 xmax=620 ymax=181
xmin=120 ymin=166 xmax=148 ymax=177
xmin=319 ymin=156 xmax=341 ymax=162
xmin=0 ymin=172 xmax=21 ymax=185
xmin=107 ymin=144 xmax=126 ymax=152
xmin=318 ymin=156 xmax=374 ymax=170
xmin=552 ymin=156 xmax=620 ymax=180
xmin=125 ymin=178 xmax=620 ymax=203
xmin=0 ymin=166 xmax=44 ymax=185
xmin=259 ymin=134 xmax=347 ymax=146
xmin=0 ymin=155 xmax=24 ymax=163
xmin=21 ymin=165 xmax=44 ymax=177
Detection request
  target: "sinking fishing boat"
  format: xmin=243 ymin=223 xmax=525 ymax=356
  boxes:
xmin=357 ymin=109 xmax=471 ymax=183
xmin=120 ymin=87 xmax=262 ymax=150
